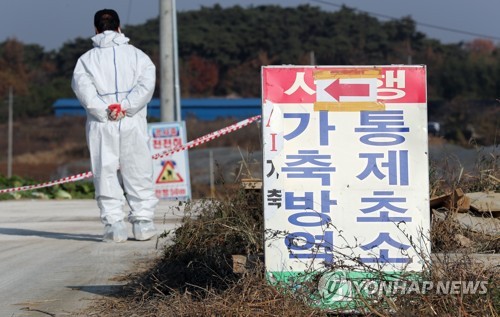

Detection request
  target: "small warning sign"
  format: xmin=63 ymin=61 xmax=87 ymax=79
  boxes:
xmin=149 ymin=121 xmax=191 ymax=200
xmin=156 ymin=160 xmax=184 ymax=184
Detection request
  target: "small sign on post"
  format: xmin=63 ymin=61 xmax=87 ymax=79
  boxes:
xmin=262 ymin=65 xmax=430 ymax=310
xmin=148 ymin=121 xmax=191 ymax=201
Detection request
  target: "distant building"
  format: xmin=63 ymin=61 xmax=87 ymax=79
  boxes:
xmin=53 ymin=98 xmax=262 ymax=120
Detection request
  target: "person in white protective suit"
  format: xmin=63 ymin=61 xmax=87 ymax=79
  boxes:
xmin=72 ymin=9 xmax=158 ymax=242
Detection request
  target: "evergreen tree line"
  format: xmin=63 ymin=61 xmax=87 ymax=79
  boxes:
xmin=0 ymin=5 xmax=498 ymax=144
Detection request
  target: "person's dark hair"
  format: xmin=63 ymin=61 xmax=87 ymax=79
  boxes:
xmin=94 ymin=9 xmax=120 ymax=33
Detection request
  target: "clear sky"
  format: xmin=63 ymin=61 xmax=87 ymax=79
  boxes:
xmin=0 ymin=0 xmax=499 ymax=51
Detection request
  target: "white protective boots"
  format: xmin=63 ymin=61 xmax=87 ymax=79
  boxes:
xmin=132 ymin=221 xmax=157 ymax=241
xmin=102 ymin=220 xmax=156 ymax=242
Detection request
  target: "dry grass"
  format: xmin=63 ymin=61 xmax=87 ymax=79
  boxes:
xmin=74 ymin=140 xmax=499 ymax=317
xmin=79 ymin=270 xmax=326 ymax=317
xmin=431 ymin=211 xmax=499 ymax=254
xmin=429 ymin=141 xmax=499 ymax=196
xmin=76 ymin=180 xmax=499 ymax=317
xmin=77 ymin=187 xmax=326 ymax=317
xmin=13 ymin=142 xmax=88 ymax=165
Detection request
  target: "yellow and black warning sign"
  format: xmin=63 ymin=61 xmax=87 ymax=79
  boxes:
xmin=156 ymin=160 xmax=184 ymax=184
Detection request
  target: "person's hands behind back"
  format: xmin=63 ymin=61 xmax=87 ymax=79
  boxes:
xmin=107 ymin=104 xmax=126 ymax=121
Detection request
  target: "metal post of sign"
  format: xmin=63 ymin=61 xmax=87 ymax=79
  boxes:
xmin=7 ymin=87 xmax=13 ymax=178
xmin=171 ymin=0 xmax=181 ymax=122
xmin=209 ymin=150 xmax=215 ymax=198
xmin=159 ymin=0 xmax=174 ymax=122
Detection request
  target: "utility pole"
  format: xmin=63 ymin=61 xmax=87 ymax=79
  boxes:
xmin=309 ymin=51 xmax=315 ymax=65
xmin=160 ymin=0 xmax=174 ymax=122
xmin=172 ymin=0 xmax=181 ymax=121
xmin=7 ymin=87 xmax=13 ymax=178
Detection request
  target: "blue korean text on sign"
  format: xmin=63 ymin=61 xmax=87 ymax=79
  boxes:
xmin=262 ymin=65 xmax=430 ymax=311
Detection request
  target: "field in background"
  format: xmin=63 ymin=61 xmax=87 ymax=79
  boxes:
xmin=0 ymin=115 xmax=263 ymax=198
xmin=0 ymin=115 xmax=496 ymax=198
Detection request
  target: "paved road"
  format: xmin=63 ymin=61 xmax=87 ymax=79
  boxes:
xmin=0 ymin=199 xmax=185 ymax=317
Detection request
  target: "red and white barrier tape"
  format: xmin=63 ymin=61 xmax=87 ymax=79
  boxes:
xmin=0 ymin=115 xmax=261 ymax=195
xmin=0 ymin=171 xmax=93 ymax=194
xmin=152 ymin=114 xmax=261 ymax=160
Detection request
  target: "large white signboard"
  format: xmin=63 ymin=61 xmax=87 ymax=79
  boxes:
xmin=148 ymin=121 xmax=191 ymax=201
xmin=262 ymin=65 xmax=430 ymax=309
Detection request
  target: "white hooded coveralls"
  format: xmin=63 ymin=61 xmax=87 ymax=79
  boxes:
xmin=72 ymin=30 xmax=158 ymax=225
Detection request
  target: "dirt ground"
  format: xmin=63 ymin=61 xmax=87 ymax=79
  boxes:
xmin=0 ymin=199 xmax=185 ymax=317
